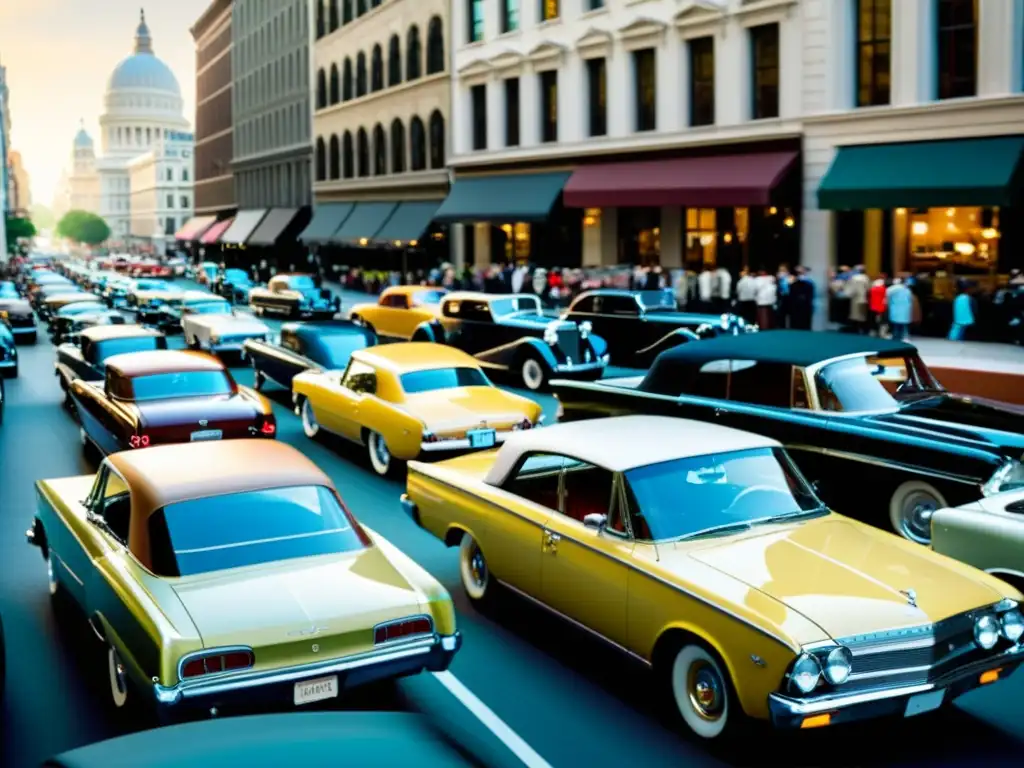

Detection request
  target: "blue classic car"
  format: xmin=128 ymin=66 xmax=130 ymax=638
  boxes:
xmin=244 ymin=320 xmax=377 ymax=392
xmin=215 ymin=267 xmax=256 ymax=303
xmin=0 ymin=322 xmax=17 ymax=378
xmin=0 ymin=297 xmax=37 ymax=343
xmin=248 ymin=273 xmax=340 ymax=319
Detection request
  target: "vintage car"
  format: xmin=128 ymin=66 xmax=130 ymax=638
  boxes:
xmin=550 ymin=331 xmax=1024 ymax=544
xmin=71 ymin=349 xmax=275 ymax=455
xmin=402 ymin=415 xmax=1024 ymax=739
xmin=245 ymin=320 xmax=377 ymax=392
xmin=0 ymin=297 xmax=37 ymax=342
xmin=48 ymin=299 xmax=109 ymax=343
xmin=293 ymin=343 xmax=543 ymax=476
xmin=165 ymin=256 xmax=189 ymax=277
xmin=28 ymin=440 xmax=460 ymax=717
xmin=26 ymin=271 xmax=74 ymax=297
xmin=0 ymin=280 xmax=18 ymax=297
xmin=195 ymin=260 xmax=219 ymax=285
xmin=249 ymin=273 xmax=340 ymax=320
xmin=183 ymin=305 xmax=271 ymax=355
xmin=29 ymin=281 xmax=79 ymax=312
xmin=127 ymin=278 xmax=183 ymax=309
xmin=215 ymin=267 xmax=257 ymax=303
xmin=39 ymin=292 xmax=104 ymax=322
xmin=82 ymin=269 xmax=119 ymax=294
xmin=407 ymin=292 xmax=609 ymax=392
xmin=0 ymin=322 xmax=17 ymax=378
xmin=129 ymin=258 xmax=173 ymax=278
xmin=142 ymin=290 xmax=227 ymax=332
xmin=563 ymin=289 xmax=753 ymax=367
xmin=56 ymin=324 xmax=167 ymax=396
xmin=102 ymin=274 xmax=135 ymax=307
xmin=348 ymin=286 xmax=448 ymax=341
xmin=932 ymin=490 xmax=1024 ymax=593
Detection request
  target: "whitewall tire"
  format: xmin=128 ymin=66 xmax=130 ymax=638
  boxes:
xmin=459 ymin=533 xmax=491 ymax=604
xmin=670 ymin=644 xmax=732 ymax=740
xmin=520 ymin=356 xmax=546 ymax=391
xmin=367 ymin=431 xmax=391 ymax=476
xmin=889 ymin=480 xmax=947 ymax=544
xmin=301 ymin=398 xmax=320 ymax=439
xmin=47 ymin=552 xmax=60 ymax=597
xmin=108 ymin=646 xmax=128 ymax=708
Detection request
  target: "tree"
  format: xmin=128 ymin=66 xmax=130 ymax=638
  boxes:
xmin=57 ymin=210 xmax=111 ymax=246
xmin=4 ymin=215 xmax=36 ymax=254
xmin=29 ymin=203 xmax=55 ymax=230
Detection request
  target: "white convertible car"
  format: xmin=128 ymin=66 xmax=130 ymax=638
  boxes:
xmin=182 ymin=302 xmax=271 ymax=354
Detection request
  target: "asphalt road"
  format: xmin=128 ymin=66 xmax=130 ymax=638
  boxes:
xmin=3 ymin=287 xmax=1024 ymax=767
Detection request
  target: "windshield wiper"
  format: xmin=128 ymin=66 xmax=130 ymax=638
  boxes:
xmin=675 ymin=520 xmax=755 ymax=541
xmin=757 ymin=506 xmax=829 ymax=525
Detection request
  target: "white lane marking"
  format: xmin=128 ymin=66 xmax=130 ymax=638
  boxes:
xmin=432 ymin=671 xmax=553 ymax=768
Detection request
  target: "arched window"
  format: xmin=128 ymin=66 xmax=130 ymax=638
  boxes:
xmin=390 ymin=119 xmax=406 ymax=173
xmin=342 ymin=58 xmax=353 ymax=101
xmin=342 ymin=131 xmax=354 ymax=178
xmin=315 ymin=0 xmax=325 ymax=38
xmin=426 ymin=16 xmax=444 ymax=75
xmin=410 ymin=116 xmax=426 ymax=171
xmin=371 ymin=0 xmax=381 ymax=7
xmin=387 ymin=35 xmax=402 ymax=86
xmin=315 ymin=68 xmax=327 ymax=108
xmin=342 ymin=0 xmax=353 ymax=23
xmin=315 ymin=137 xmax=326 ymax=181
xmin=357 ymin=0 xmax=367 ymax=15
xmin=356 ymin=52 xmax=367 ymax=97
xmin=357 ymin=128 xmax=370 ymax=177
xmin=328 ymin=63 xmax=340 ymax=104
xmin=373 ymin=124 xmax=387 ymax=175
xmin=406 ymin=26 xmax=422 ymax=81
xmin=328 ymin=134 xmax=340 ymax=179
xmin=328 ymin=0 xmax=338 ymax=31
xmin=428 ymin=110 xmax=445 ymax=169
xmin=371 ymin=45 xmax=384 ymax=92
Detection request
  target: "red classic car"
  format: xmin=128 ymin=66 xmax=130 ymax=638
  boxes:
xmin=71 ymin=349 xmax=276 ymax=455
xmin=130 ymin=259 xmax=172 ymax=278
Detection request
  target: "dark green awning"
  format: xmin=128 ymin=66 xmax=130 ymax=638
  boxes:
xmin=432 ymin=172 xmax=572 ymax=224
xmin=372 ymin=201 xmax=443 ymax=243
xmin=299 ymin=203 xmax=354 ymax=242
xmin=817 ymin=135 xmax=1024 ymax=210
xmin=332 ymin=202 xmax=397 ymax=242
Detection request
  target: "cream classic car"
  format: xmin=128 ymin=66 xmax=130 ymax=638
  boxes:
xmin=932 ymin=489 xmax=1024 ymax=593
xmin=182 ymin=300 xmax=271 ymax=355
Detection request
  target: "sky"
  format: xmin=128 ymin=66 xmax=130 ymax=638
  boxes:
xmin=0 ymin=0 xmax=210 ymax=207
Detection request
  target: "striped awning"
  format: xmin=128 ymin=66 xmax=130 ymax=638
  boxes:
xmin=174 ymin=216 xmax=217 ymax=241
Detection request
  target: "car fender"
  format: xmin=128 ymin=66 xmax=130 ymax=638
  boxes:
xmin=358 ymin=398 xmax=424 ymax=459
xmin=586 ymin=332 xmax=609 ymax=359
xmin=635 ymin=327 xmax=699 ymax=360
xmin=411 ymin=319 xmax=446 ymax=343
xmin=499 ymin=337 xmax=558 ymax=370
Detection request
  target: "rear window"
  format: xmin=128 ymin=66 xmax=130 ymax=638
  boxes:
xmin=318 ymin=334 xmax=374 ymax=369
xmin=401 ymin=367 xmax=489 ymax=394
xmin=190 ymin=301 xmax=232 ymax=314
xmin=412 ymin=290 xmax=446 ymax=306
xmin=148 ymin=485 xmax=366 ymax=576
xmin=95 ymin=335 xmax=166 ymax=361
xmin=129 ymin=370 xmax=233 ymax=401
xmin=288 ymin=276 xmax=317 ymax=290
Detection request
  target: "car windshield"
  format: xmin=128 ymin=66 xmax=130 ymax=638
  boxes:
xmin=95 ymin=336 xmax=165 ymax=361
xmin=637 ymin=291 xmax=678 ymax=312
xmin=401 ymin=366 xmax=490 ymax=394
xmin=288 ymin=276 xmax=317 ymax=291
xmin=625 ymin=447 xmax=823 ymax=542
xmin=135 ymin=280 xmax=165 ymax=291
xmin=179 ymin=300 xmax=231 ymax=314
xmin=489 ymin=296 xmax=544 ymax=317
xmin=224 ymin=269 xmax=248 ymax=281
xmin=319 ymin=334 xmax=373 ymax=368
xmin=59 ymin=302 xmax=106 ymax=316
xmin=129 ymin=370 xmax=234 ymax=401
xmin=411 ymin=289 xmax=447 ymax=306
xmin=151 ymin=485 xmax=365 ymax=576
xmin=814 ymin=354 xmax=943 ymax=413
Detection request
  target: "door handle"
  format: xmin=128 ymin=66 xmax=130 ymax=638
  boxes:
xmin=544 ymin=530 xmax=560 ymax=552
xmin=713 ymin=408 xmax=723 ymax=417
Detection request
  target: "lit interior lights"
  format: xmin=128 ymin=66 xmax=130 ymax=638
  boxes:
xmin=783 ymin=216 xmax=795 ymax=228
xmin=911 ymin=221 xmax=929 ymax=236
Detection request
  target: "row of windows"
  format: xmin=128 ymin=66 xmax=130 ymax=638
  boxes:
xmin=314 ymin=112 xmax=445 ymax=181
xmin=235 ymin=159 xmax=312 ymax=208
xmin=315 ymin=0 xmax=384 ymax=39
xmin=465 ymin=0 xmax=606 ymax=43
xmin=236 ymin=102 xmax=310 ymax=158
xmin=235 ymin=47 xmax=310 ymax=115
xmin=196 ymin=88 xmax=232 ymax=140
xmin=107 ymin=125 xmax=186 ymax=149
xmin=235 ymin=0 xmax=307 ymax=74
xmin=164 ymin=194 xmax=192 ymax=210
xmin=315 ymin=20 xmax=444 ymax=110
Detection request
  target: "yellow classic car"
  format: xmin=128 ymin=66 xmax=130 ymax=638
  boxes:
xmin=401 ymin=415 xmax=1024 ymax=739
xmin=348 ymin=286 xmax=447 ymax=341
xmin=292 ymin=342 xmax=543 ymax=476
xmin=28 ymin=439 xmax=460 ymax=720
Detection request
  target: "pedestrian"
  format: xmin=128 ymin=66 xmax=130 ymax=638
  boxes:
xmin=754 ymin=269 xmax=777 ymax=330
xmin=886 ymin=275 xmax=913 ymax=341
xmin=788 ymin=267 xmax=815 ymax=330
xmin=775 ymin=264 xmax=791 ymax=328
xmin=829 ymin=266 xmax=851 ymax=329
xmin=948 ymin=282 xmax=976 ymax=341
xmin=735 ymin=268 xmax=757 ymax=325
xmin=697 ymin=266 xmax=714 ymax=312
xmin=847 ymin=265 xmax=871 ymax=334
xmin=869 ymin=274 xmax=888 ymax=336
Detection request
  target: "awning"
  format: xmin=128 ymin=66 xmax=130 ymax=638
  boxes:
xmin=372 ymin=201 xmax=443 ymax=243
xmin=563 ymin=152 xmax=798 ymax=208
xmin=432 ymin=172 xmax=572 ymax=224
xmin=247 ymin=208 xmax=303 ymax=246
xmin=219 ymin=209 xmax=268 ymax=244
xmin=333 ymin=202 xmax=398 ymax=242
xmin=299 ymin=203 xmax=355 ymax=242
xmin=817 ymin=135 xmax=1024 ymax=210
xmin=174 ymin=215 xmax=216 ymax=241
xmin=200 ymin=217 xmax=234 ymax=245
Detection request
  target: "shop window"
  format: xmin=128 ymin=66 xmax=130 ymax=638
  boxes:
xmin=689 ymin=36 xmax=715 ymax=126
xmin=427 ymin=17 xmax=445 ymax=74
xmin=686 ymin=208 xmax=718 ymax=268
xmin=633 ymin=49 xmax=656 ymax=132
xmin=502 ymin=0 xmax=520 ymax=34
xmin=750 ymin=24 xmax=780 ymax=119
xmin=373 ymin=124 xmax=386 ymax=175
xmin=371 ymin=45 xmax=383 ymax=92
xmin=856 ymin=0 xmax=891 ymax=107
xmin=391 ymin=119 xmax=406 ymax=173
xmin=905 ymin=206 xmax=999 ymax=285
xmin=619 ymin=208 xmax=661 ymax=266
xmin=540 ymin=70 xmax=558 ymax=143
xmin=937 ymin=0 xmax=977 ymax=100
xmin=468 ymin=0 xmax=484 ymax=44
xmin=501 ymin=223 xmax=532 ymax=263
xmin=587 ymin=58 xmax=607 ymax=137
xmin=541 ymin=0 xmax=559 ymax=22
xmin=504 ymin=78 xmax=520 ymax=147
xmin=357 ymin=128 xmax=369 ymax=177
xmin=471 ymin=84 xmax=488 ymax=150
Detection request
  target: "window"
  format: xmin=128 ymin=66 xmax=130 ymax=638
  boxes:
xmin=165 ymin=168 xmax=173 ymax=181
xmin=342 ymin=360 xmax=377 ymax=393
xmin=357 ymin=0 xmax=367 ymax=14
xmin=328 ymin=134 xmax=340 ymax=179
xmin=410 ymin=116 xmax=426 ymax=170
xmin=429 ymin=110 xmax=445 ymax=168
xmin=471 ymin=84 xmax=487 ymax=150
xmin=315 ymin=68 xmax=327 ymax=108
xmin=726 ymin=361 xmax=797 ymax=408
xmin=504 ymin=78 xmax=520 ymax=146
xmin=540 ymin=0 xmax=558 ymax=22
xmin=90 ymin=468 xmax=131 ymax=544
xmin=587 ymin=0 xmax=605 ymax=8
xmin=407 ymin=26 xmax=422 ymax=80
xmin=469 ymin=0 xmax=484 ymax=43
xmin=633 ymin=49 xmax=656 ymax=131
xmin=328 ymin=0 xmax=338 ymax=31
xmin=182 ymin=169 xmax=189 ymax=182
xmin=400 ymin=367 xmax=489 ymax=394
xmin=750 ymin=24 xmax=780 ymax=119
xmin=502 ymin=0 xmax=519 ymax=33
xmin=370 ymin=45 xmax=384 ymax=92
xmin=689 ymin=36 xmax=715 ymax=126
xmin=343 ymin=57 xmax=353 ymax=100
xmin=343 ymin=0 xmax=353 ymax=24
xmin=342 ymin=131 xmax=354 ymax=178
xmin=388 ymin=34 xmax=402 ymax=85
xmin=856 ymin=0 xmax=891 ymax=106
xmin=539 ymin=70 xmax=558 ymax=143
xmin=130 ymin=371 xmax=233 ymax=401
xmin=373 ymin=124 xmax=387 ymax=174
xmin=937 ymin=0 xmax=977 ymax=99
xmin=391 ymin=119 xmax=406 ymax=172
xmin=315 ymin=0 xmax=325 ymax=38
xmin=504 ymin=454 xmax=566 ymax=510
xmin=357 ymin=128 xmax=369 ymax=177
xmin=356 ymin=52 xmax=367 ymax=96
xmin=166 ymin=194 xmax=174 ymax=208
xmin=443 ymin=298 xmax=492 ymax=320
xmin=181 ymin=196 xmax=189 ymax=209
xmin=427 ymin=16 xmax=445 ymax=74
xmin=562 ymin=462 xmax=617 ymax=526
xmin=586 ymin=58 xmax=606 ymax=137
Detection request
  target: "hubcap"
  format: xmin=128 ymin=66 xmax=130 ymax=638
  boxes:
xmin=687 ymin=661 xmax=724 ymax=721
xmin=372 ymin=434 xmax=389 ymax=467
xmin=523 ymin=359 xmax=543 ymax=389
xmin=469 ymin=546 xmax=487 ymax=588
xmin=302 ymin=400 xmax=317 ymax=433
xmin=901 ymin=492 xmax=938 ymax=543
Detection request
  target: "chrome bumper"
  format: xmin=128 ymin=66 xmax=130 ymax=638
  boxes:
xmin=551 ymin=358 xmax=607 ymax=377
xmin=9 ymin=325 xmax=36 ymax=336
xmin=400 ymin=494 xmax=420 ymax=525
xmin=768 ymin=643 xmax=1024 ymax=729
xmin=0 ymin=358 xmax=17 ymax=370
xmin=418 ymin=432 xmax=511 ymax=453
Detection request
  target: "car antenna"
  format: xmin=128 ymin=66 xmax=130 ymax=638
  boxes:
xmin=653 ymin=539 xmax=659 ymax=562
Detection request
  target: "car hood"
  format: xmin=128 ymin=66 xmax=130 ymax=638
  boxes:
xmin=405 ymin=387 xmax=537 ymax=432
xmin=684 ymin=516 xmax=1004 ymax=641
xmin=136 ymin=393 xmax=259 ymax=428
xmin=187 ymin=314 xmax=270 ymax=334
xmin=874 ymin=394 xmax=1024 ymax=455
xmin=497 ymin=314 xmax=565 ymax=332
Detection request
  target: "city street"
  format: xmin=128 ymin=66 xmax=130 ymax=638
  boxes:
xmin=2 ymin=288 xmax=1024 ymax=767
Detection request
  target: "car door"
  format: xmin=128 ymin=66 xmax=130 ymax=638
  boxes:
xmin=538 ymin=459 xmax=632 ymax=647
xmin=312 ymin=359 xmax=375 ymax=439
xmin=443 ymin=299 xmax=493 ymax=355
xmin=371 ymin=293 xmax=408 ymax=338
xmin=593 ymin=295 xmax=644 ymax=363
xmin=262 ymin=328 xmax=306 ymax=385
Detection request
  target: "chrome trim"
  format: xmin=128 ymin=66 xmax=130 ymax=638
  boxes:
xmin=176 ymin=645 xmax=254 ymax=682
xmin=52 ymin=551 xmax=84 ymax=586
xmin=419 ymin=432 xmax=510 ymax=452
xmin=372 ymin=614 xmax=435 ymax=644
xmin=634 ymin=328 xmax=701 ymax=356
xmin=785 ymin=444 xmax=981 ymax=486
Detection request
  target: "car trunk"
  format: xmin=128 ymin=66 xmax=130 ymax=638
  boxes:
xmin=135 ymin=394 xmax=269 ymax=443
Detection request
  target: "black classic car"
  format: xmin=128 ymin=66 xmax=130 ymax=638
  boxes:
xmin=0 ymin=322 xmax=17 ymax=378
xmin=140 ymin=290 xmax=228 ymax=332
xmin=563 ymin=289 xmax=753 ymax=367
xmin=55 ymin=324 xmax=167 ymax=403
xmin=249 ymin=273 xmax=340 ymax=319
xmin=48 ymin=300 xmax=110 ymax=343
xmin=410 ymin=292 xmax=609 ymax=391
xmin=244 ymin=320 xmax=377 ymax=392
xmin=0 ymin=297 xmax=37 ymax=342
xmin=215 ymin=267 xmax=256 ymax=303
xmin=551 ymin=330 xmax=1024 ymax=544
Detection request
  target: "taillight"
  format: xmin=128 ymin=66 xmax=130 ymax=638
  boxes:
xmin=374 ymin=616 xmax=434 ymax=645
xmin=180 ymin=648 xmax=255 ymax=680
xmin=260 ymin=418 xmax=276 ymax=435
xmin=128 ymin=434 xmax=151 ymax=448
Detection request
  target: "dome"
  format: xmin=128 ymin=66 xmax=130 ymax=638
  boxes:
xmin=74 ymin=126 xmax=93 ymax=148
xmin=105 ymin=9 xmax=181 ymax=96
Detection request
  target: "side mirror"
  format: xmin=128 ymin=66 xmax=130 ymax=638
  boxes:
xmin=583 ymin=513 xmax=607 ymax=530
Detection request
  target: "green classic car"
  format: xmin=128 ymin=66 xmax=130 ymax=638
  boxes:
xmin=27 ymin=439 xmax=460 ymax=719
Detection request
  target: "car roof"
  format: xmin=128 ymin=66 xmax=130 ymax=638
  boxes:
xmin=442 ymin=291 xmax=537 ymax=304
xmin=80 ymin=324 xmax=163 ymax=342
xmin=353 ymin=342 xmax=476 ymax=372
xmin=288 ymin=320 xmax=375 ymax=339
xmin=484 ymin=415 xmax=779 ymax=483
xmin=382 ymin=285 xmax=444 ymax=297
xmin=44 ymin=292 xmax=98 ymax=303
xmin=182 ymin=290 xmax=225 ymax=301
xmin=104 ymin=349 xmax=225 ymax=378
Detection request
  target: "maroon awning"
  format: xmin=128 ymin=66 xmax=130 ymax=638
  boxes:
xmin=563 ymin=151 xmax=798 ymax=208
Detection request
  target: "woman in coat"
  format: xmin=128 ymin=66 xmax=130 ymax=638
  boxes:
xmin=886 ymin=276 xmax=913 ymax=341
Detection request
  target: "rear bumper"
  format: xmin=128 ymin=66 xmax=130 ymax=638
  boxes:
xmin=418 ymin=432 xmax=512 ymax=453
xmin=9 ymin=325 xmax=36 ymax=338
xmin=549 ymin=358 xmax=607 ymax=379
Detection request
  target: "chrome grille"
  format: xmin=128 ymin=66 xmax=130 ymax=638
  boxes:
xmin=555 ymin=326 xmax=582 ymax=362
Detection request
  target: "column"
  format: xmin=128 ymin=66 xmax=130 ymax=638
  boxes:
xmin=608 ymin=46 xmax=633 ymax=137
xmin=520 ymin=67 xmax=540 ymax=146
xmin=453 ymin=83 xmax=474 ymax=155
xmin=892 ymin=0 xmax=935 ymax=106
xmin=486 ymin=78 xmax=504 ymax=150
xmin=802 ymin=209 xmax=833 ymax=329
xmin=474 ymin=224 xmax=492 ymax=267
xmin=978 ymin=0 xmax=1024 ymax=96
xmin=452 ymin=223 xmax=467 ymax=270
xmin=600 ymin=207 xmax=620 ymax=266
xmin=863 ymin=209 xmax=883 ymax=277
xmin=657 ymin=33 xmax=683 ymax=134
xmin=560 ymin=56 xmax=585 ymax=142
xmin=716 ymin=23 xmax=746 ymax=124
xmin=660 ymin=207 xmax=683 ymax=268
xmin=582 ymin=210 xmax=601 ymax=267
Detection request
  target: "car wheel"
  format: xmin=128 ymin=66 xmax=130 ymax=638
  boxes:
xmin=459 ymin=532 xmax=492 ymax=605
xmin=367 ymin=431 xmax=392 ymax=476
xmin=889 ymin=480 xmax=947 ymax=544
xmin=108 ymin=646 xmax=128 ymax=708
xmin=520 ymin=355 xmax=547 ymax=391
xmin=301 ymin=398 xmax=320 ymax=439
xmin=669 ymin=643 xmax=737 ymax=741
xmin=46 ymin=551 xmax=62 ymax=597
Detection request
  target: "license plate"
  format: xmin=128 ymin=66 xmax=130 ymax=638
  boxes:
xmin=190 ymin=429 xmax=223 ymax=441
xmin=905 ymin=689 xmax=945 ymax=717
xmin=467 ymin=428 xmax=496 ymax=448
xmin=294 ymin=675 xmax=338 ymax=706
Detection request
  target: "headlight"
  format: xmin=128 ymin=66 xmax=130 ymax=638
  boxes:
xmin=579 ymin=321 xmax=592 ymax=338
xmin=719 ymin=313 xmax=730 ymax=330
xmin=974 ymin=614 xmax=1000 ymax=649
xmin=982 ymin=460 xmax=1024 ymax=496
xmin=1001 ymin=609 xmax=1024 ymax=642
xmin=822 ymin=646 xmax=852 ymax=684
xmin=543 ymin=327 xmax=558 ymax=345
xmin=789 ymin=653 xmax=821 ymax=694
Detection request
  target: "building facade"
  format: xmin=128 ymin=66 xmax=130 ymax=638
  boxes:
xmin=8 ymin=150 xmax=31 ymax=212
xmin=67 ymin=124 xmax=102 ymax=214
xmin=0 ymin=64 xmax=11 ymax=217
xmin=129 ymin=131 xmax=196 ymax=252
xmin=192 ymin=0 xmax=236 ymax=215
xmin=306 ymin=0 xmax=450 ymax=260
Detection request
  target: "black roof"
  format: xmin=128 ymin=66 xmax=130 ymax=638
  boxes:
xmin=285 ymin=319 xmax=375 ymax=341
